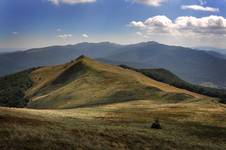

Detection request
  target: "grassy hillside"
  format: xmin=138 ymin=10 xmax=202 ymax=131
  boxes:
xmin=120 ymin=65 xmax=226 ymax=103
xmin=28 ymin=56 xmax=205 ymax=109
xmin=0 ymin=99 xmax=226 ymax=149
xmin=0 ymin=55 xmax=208 ymax=109
xmin=0 ymin=56 xmax=225 ymax=149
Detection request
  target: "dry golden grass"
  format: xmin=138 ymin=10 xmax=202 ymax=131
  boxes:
xmin=1 ymin=56 xmax=225 ymax=149
xmin=0 ymin=99 xmax=226 ymax=150
xmin=26 ymin=56 xmax=207 ymax=109
xmin=26 ymin=62 xmax=73 ymax=97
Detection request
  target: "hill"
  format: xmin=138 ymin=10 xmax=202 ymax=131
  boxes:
xmin=1 ymin=42 xmax=226 ymax=89
xmin=0 ymin=56 xmax=225 ymax=149
xmin=0 ymin=56 xmax=208 ymax=109
xmin=120 ymin=65 xmax=226 ymax=102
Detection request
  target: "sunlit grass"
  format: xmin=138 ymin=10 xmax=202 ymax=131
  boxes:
xmin=1 ymin=99 xmax=226 ymax=149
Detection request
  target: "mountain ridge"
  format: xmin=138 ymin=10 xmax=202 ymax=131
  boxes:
xmin=1 ymin=41 xmax=226 ymax=88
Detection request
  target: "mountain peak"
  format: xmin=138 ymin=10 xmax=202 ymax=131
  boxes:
xmin=68 ymin=55 xmax=99 ymax=71
xmin=73 ymin=55 xmax=95 ymax=64
xmin=76 ymin=55 xmax=89 ymax=61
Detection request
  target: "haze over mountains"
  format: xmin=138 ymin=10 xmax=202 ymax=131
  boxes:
xmin=0 ymin=48 xmax=19 ymax=53
xmin=1 ymin=41 xmax=226 ymax=89
xmin=196 ymin=47 xmax=226 ymax=55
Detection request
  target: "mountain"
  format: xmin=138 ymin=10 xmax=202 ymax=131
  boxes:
xmin=120 ymin=65 xmax=226 ymax=102
xmin=206 ymin=51 xmax=226 ymax=60
xmin=0 ymin=48 xmax=19 ymax=53
xmin=1 ymin=41 xmax=226 ymax=88
xmin=102 ymin=41 xmax=226 ymax=88
xmin=0 ymin=42 xmax=123 ymax=76
xmin=0 ymin=55 xmax=209 ymax=109
xmin=196 ymin=47 xmax=226 ymax=55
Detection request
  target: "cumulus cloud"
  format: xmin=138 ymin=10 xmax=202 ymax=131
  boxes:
xmin=145 ymin=16 xmax=173 ymax=27
xmin=129 ymin=21 xmax=146 ymax=29
xmin=48 ymin=0 xmax=96 ymax=5
xmin=181 ymin=5 xmax=219 ymax=12
xmin=57 ymin=34 xmax=72 ymax=39
xmin=129 ymin=15 xmax=226 ymax=36
xmin=82 ymin=34 xmax=89 ymax=38
xmin=133 ymin=0 xmax=166 ymax=7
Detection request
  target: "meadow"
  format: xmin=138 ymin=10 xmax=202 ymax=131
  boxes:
xmin=1 ymin=99 xmax=226 ymax=150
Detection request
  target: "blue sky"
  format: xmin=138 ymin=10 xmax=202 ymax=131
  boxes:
xmin=0 ymin=0 xmax=226 ymax=49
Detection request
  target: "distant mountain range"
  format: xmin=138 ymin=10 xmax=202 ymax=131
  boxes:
xmin=196 ymin=47 xmax=226 ymax=55
xmin=206 ymin=51 xmax=226 ymax=60
xmin=1 ymin=41 xmax=226 ymax=88
xmin=102 ymin=42 xmax=226 ymax=89
xmin=0 ymin=42 xmax=122 ymax=76
xmin=0 ymin=48 xmax=20 ymax=53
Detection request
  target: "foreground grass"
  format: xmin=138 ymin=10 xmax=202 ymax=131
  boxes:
xmin=0 ymin=99 xmax=226 ymax=150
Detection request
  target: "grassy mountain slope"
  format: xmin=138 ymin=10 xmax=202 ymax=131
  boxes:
xmin=28 ymin=56 xmax=206 ymax=109
xmin=0 ymin=56 xmax=208 ymax=109
xmin=139 ymin=69 xmax=226 ymax=102
xmin=120 ymin=65 xmax=226 ymax=102
xmin=0 ymin=99 xmax=226 ymax=149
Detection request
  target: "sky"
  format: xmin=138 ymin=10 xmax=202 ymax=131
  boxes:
xmin=0 ymin=0 xmax=226 ymax=50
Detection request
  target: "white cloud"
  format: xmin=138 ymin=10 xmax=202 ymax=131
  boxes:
xmin=129 ymin=15 xmax=226 ymax=36
xmin=129 ymin=15 xmax=226 ymax=48
xmin=129 ymin=21 xmax=146 ymax=29
xmin=145 ymin=15 xmax=173 ymax=27
xmin=181 ymin=5 xmax=219 ymax=12
xmin=82 ymin=34 xmax=89 ymax=38
xmin=48 ymin=0 xmax=96 ymax=5
xmin=57 ymin=34 xmax=72 ymax=39
xmin=133 ymin=0 xmax=166 ymax=7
